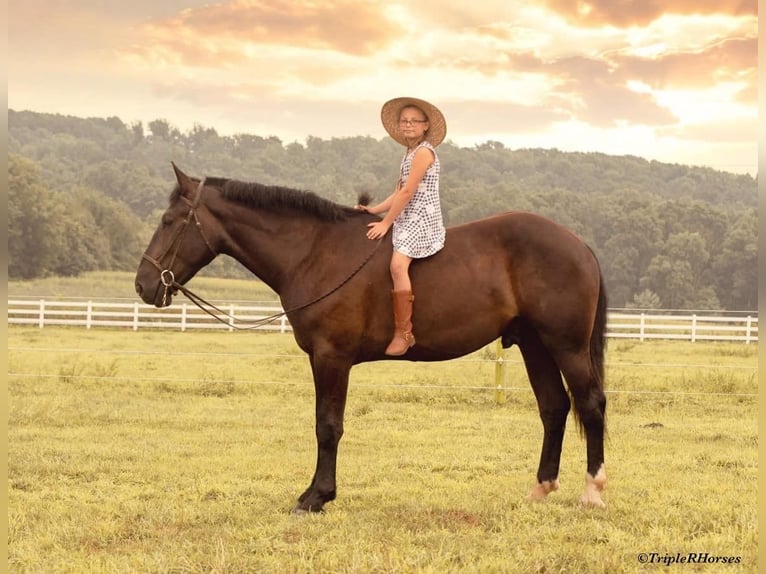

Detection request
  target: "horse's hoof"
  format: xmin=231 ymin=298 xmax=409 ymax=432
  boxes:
xmin=291 ymin=503 xmax=325 ymax=515
xmin=526 ymin=479 xmax=559 ymax=501
xmin=580 ymin=465 xmax=606 ymax=508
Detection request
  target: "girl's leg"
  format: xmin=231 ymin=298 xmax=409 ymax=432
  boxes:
xmin=390 ymin=251 xmax=413 ymax=290
xmin=386 ymin=251 xmax=416 ymax=356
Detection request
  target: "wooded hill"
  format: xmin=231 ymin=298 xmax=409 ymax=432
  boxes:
xmin=8 ymin=109 xmax=757 ymax=310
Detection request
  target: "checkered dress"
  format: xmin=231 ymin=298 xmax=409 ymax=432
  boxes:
xmin=393 ymin=142 xmax=446 ymax=258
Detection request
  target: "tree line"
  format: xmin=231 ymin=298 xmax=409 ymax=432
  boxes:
xmin=8 ymin=109 xmax=757 ymax=310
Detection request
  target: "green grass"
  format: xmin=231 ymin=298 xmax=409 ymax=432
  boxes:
xmin=7 ymin=327 xmax=758 ymax=573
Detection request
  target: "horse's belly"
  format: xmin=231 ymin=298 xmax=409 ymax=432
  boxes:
xmin=410 ymin=296 xmax=515 ymax=359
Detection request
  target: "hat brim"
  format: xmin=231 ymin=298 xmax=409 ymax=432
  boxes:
xmin=380 ymin=97 xmax=447 ymax=147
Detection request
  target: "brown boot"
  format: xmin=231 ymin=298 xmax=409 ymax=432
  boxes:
xmin=385 ymin=290 xmax=416 ymax=356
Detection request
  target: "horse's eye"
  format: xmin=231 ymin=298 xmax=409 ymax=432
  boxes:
xmin=161 ymin=215 xmax=173 ymax=227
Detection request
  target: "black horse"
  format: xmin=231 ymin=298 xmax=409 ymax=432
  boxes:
xmin=135 ymin=164 xmax=608 ymax=512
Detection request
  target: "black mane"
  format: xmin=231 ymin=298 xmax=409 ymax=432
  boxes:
xmin=212 ymin=177 xmax=356 ymax=221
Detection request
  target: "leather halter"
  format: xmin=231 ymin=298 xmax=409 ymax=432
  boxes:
xmin=140 ymin=178 xmax=217 ymax=305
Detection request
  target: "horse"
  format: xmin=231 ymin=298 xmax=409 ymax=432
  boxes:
xmin=135 ymin=163 xmax=608 ymax=512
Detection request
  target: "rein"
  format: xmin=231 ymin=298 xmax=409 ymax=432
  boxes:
xmin=142 ymin=177 xmax=383 ymax=330
xmin=172 ymin=239 xmax=382 ymax=330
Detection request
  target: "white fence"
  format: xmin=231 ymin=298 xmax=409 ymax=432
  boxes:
xmin=6 ymin=299 xmax=759 ymax=343
xmin=7 ymin=299 xmax=290 ymax=333
xmin=607 ymin=312 xmax=758 ymax=343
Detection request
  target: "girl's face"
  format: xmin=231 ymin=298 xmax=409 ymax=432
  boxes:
xmin=398 ymin=106 xmax=429 ymax=142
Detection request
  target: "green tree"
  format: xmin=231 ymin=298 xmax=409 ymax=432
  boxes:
xmin=627 ymin=289 xmax=662 ymax=309
xmin=8 ymin=155 xmax=59 ymax=278
xmin=148 ymin=119 xmax=171 ymax=141
xmin=73 ymin=187 xmax=147 ymax=270
xmin=712 ymin=210 xmax=757 ymax=309
xmin=641 ymin=232 xmax=718 ymax=309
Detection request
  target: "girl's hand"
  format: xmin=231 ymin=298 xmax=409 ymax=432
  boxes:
xmin=366 ymin=221 xmax=391 ymax=240
xmin=355 ymin=204 xmax=370 ymax=212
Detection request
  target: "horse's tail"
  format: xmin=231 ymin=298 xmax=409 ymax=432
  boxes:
xmin=590 ymin=269 xmax=607 ymax=395
xmin=588 ymin=253 xmax=608 ymax=433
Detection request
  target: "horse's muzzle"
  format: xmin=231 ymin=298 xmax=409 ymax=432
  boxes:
xmin=135 ymin=276 xmax=176 ymax=308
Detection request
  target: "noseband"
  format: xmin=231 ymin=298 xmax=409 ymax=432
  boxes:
xmin=141 ymin=178 xmax=217 ymax=306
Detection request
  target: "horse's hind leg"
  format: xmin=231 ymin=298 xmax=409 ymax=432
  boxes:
xmin=555 ymin=350 xmax=607 ymax=508
xmin=516 ymin=322 xmax=571 ymax=501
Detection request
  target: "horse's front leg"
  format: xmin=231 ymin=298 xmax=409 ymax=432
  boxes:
xmin=293 ymin=351 xmax=352 ymax=514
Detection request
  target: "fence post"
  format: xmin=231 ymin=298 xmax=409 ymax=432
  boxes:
xmin=181 ymin=303 xmax=187 ymax=332
xmin=639 ymin=313 xmax=645 ymax=342
xmin=494 ymin=339 xmax=506 ymax=405
xmin=86 ymin=300 xmax=93 ymax=329
xmin=38 ymin=299 xmax=45 ymax=328
xmin=133 ymin=302 xmax=139 ymax=331
xmin=229 ymin=304 xmax=235 ymax=332
xmin=691 ymin=314 xmax=697 ymax=343
xmin=746 ymin=316 xmax=752 ymax=344
xmin=280 ymin=315 xmax=287 ymax=333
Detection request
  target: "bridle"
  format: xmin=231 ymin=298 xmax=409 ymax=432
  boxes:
xmin=141 ymin=178 xmax=217 ymax=307
xmin=141 ymin=176 xmax=383 ymax=330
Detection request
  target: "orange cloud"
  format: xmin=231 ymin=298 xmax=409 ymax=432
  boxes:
xmin=454 ymin=51 xmax=675 ymax=128
xmin=541 ymin=0 xmax=756 ymax=27
xmin=130 ymin=0 xmax=398 ymax=67
xmin=615 ymin=37 xmax=756 ymax=88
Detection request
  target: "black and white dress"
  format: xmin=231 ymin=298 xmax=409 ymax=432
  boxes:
xmin=393 ymin=141 xmax=446 ymax=258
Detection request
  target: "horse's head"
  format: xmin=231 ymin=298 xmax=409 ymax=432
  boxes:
xmin=135 ymin=163 xmax=219 ymax=307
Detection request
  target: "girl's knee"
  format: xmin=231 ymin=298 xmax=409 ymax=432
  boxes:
xmin=390 ymin=256 xmax=410 ymax=276
xmin=389 ymin=256 xmax=412 ymax=289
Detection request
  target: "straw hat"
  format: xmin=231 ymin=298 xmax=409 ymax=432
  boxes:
xmin=380 ymin=97 xmax=447 ymax=147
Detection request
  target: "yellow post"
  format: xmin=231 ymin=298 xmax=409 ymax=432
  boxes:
xmin=494 ymin=339 xmax=506 ymax=405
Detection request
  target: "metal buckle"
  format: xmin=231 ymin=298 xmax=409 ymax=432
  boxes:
xmin=160 ymin=269 xmax=175 ymax=287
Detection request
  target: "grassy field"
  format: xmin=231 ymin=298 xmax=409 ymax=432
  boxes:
xmin=7 ymin=326 xmax=758 ymax=573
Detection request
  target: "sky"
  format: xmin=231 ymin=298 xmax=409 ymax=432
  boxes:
xmin=8 ymin=0 xmax=758 ymax=175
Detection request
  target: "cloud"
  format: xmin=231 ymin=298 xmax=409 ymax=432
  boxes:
xmin=540 ymin=0 xmax=757 ymax=27
xmin=405 ymin=1 xmax=527 ymax=30
xmin=9 ymin=1 xmax=127 ymax=61
xmin=126 ymin=0 xmax=399 ymax=69
xmin=492 ymin=52 xmax=676 ymax=128
xmin=615 ymin=37 xmax=757 ymax=89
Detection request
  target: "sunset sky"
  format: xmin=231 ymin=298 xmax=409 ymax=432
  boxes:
xmin=8 ymin=0 xmax=758 ymax=175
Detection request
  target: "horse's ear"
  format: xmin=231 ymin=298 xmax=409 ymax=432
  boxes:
xmin=171 ymin=162 xmax=196 ymax=197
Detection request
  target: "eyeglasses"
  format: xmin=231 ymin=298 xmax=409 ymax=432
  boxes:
xmin=399 ymin=119 xmax=428 ymax=126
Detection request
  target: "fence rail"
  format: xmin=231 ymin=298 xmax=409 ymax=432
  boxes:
xmin=7 ymin=299 xmax=759 ymax=343
xmin=607 ymin=312 xmax=758 ymax=343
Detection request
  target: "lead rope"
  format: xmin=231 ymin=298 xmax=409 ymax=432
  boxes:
xmin=168 ymin=238 xmax=384 ymax=331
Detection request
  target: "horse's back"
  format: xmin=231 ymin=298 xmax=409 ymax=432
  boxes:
xmin=419 ymin=210 xmax=599 ymax=289
xmin=405 ymin=211 xmax=601 ymax=357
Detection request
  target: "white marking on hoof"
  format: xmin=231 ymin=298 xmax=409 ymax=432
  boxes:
xmin=526 ymin=479 xmax=560 ymax=501
xmin=580 ymin=464 xmax=606 ymax=508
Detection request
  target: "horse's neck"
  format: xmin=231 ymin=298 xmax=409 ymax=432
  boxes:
xmin=217 ymin=207 xmax=335 ymax=294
